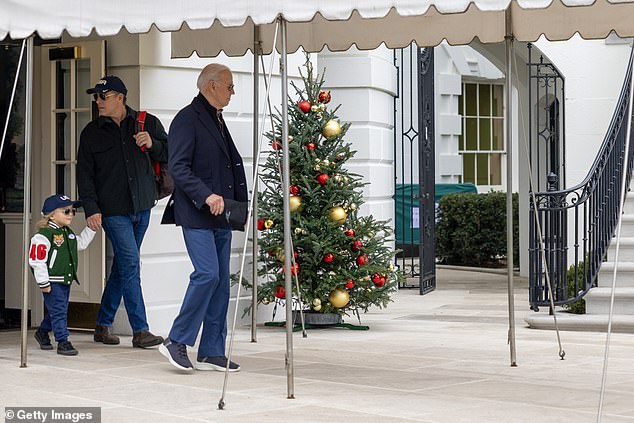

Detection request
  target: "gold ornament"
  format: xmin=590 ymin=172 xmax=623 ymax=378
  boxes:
xmin=322 ymin=120 xmax=342 ymax=139
xmin=275 ymin=248 xmax=285 ymax=262
xmin=290 ymin=195 xmax=303 ymax=212
xmin=311 ymin=105 xmax=319 ymax=112
xmin=313 ymin=303 xmax=322 ymax=312
xmin=261 ymin=297 xmax=271 ymax=305
xmin=349 ymin=203 xmax=357 ymax=211
xmin=301 ymin=229 xmax=308 ymax=235
xmin=328 ymin=206 xmax=347 ymax=226
xmin=312 ymin=298 xmax=322 ymax=311
xmin=264 ymin=219 xmax=274 ymax=229
xmin=329 ymin=288 xmax=350 ymax=308
xmin=294 ymin=227 xmax=303 ymax=235
xmin=288 ymin=135 xmax=294 ymax=142
xmin=322 ymin=159 xmax=330 ymax=166
xmin=318 ymin=104 xmax=326 ymax=112
xmin=333 ymin=174 xmax=342 ymax=183
xmin=314 ymin=164 xmax=321 ymax=172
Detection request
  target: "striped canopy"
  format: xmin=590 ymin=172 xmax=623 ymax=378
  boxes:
xmin=2 ymin=1 xmax=634 ymax=56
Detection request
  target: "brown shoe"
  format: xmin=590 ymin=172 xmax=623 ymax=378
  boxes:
xmin=94 ymin=325 xmax=120 ymax=345
xmin=132 ymin=330 xmax=164 ymax=348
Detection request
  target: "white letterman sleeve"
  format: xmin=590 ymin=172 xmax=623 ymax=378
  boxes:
xmin=76 ymin=226 xmax=96 ymax=251
xmin=28 ymin=233 xmax=51 ymax=288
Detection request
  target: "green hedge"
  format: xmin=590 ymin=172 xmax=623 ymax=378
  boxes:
xmin=436 ymin=192 xmax=519 ymax=267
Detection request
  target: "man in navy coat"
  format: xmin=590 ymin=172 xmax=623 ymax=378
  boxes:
xmin=159 ymin=64 xmax=247 ymax=372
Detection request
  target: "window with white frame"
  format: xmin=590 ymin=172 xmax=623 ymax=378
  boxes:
xmin=458 ymin=82 xmax=504 ymax=187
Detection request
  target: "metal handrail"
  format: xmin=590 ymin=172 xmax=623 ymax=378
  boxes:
xmin=529 ymin=46 xmax=634 ymax=310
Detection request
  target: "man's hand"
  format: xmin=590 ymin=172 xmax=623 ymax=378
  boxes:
xmin=87 ymin=213 xmax=102 ymax=231
xmin=205 ymin=194 xmax=224 ymax=216
xmin=134 ymin=131 xmax=153 ymax=150
xmin=41 ymin=286 xmax=51 ymax=294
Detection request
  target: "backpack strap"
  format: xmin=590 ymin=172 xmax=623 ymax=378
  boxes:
xmin=136 ymin=110 xmax=147 ymax=133
xmin=136 ymin=111 xmax=160 ymax=176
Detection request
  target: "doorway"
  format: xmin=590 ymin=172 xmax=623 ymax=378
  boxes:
xmin=35 ymin=40 xmax=107 ymax=329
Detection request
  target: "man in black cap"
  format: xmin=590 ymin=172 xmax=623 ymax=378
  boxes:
xmin=77 ymin=75 xmax=166 ymax=348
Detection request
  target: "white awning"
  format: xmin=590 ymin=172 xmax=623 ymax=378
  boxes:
xmin=2 ymin=1 xmax=634 ymax=56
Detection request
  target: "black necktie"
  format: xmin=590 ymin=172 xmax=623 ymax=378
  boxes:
xmin=217 ymin=109 xmax=225 ymax=139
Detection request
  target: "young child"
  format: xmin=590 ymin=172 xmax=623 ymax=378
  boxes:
xmin=29 ymin=194 xmax=95 ymax=356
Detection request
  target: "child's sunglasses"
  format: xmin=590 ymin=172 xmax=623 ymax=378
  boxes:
xmin=62 ymin=208 xmax=77 ymax=216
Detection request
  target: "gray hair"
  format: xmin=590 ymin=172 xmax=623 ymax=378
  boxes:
xmin=197 ymin=63 xmax=231 ymax=91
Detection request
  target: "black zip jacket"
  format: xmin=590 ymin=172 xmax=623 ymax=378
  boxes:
xmin=77 ymin=106 xmax=168 ymax=217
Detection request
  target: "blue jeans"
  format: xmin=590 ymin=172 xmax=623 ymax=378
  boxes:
xmin=169 ymin=227 xmax=232 ymax=358
xmin=97 ymin=210 xmax=150 ymax=333
xmin=40 ymin=283 xmax=71 ymax=343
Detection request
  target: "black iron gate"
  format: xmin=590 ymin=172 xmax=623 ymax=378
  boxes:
xmin=527 ymin=43 xmax=566 ymax=192
xmin=393 ymin=44 xmax=436 ymax=294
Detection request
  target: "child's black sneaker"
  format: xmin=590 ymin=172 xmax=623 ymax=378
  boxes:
xmin=34 ymin=328 xmax=53 ymax=350
xmin=57 ymin=340 xmax=78 ymax=356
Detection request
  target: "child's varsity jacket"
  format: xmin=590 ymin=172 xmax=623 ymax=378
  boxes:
xmin=28 ymin=221 xmax=95 ymax=288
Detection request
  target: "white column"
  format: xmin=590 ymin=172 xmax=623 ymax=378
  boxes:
xmin=317 ymin=47 xmax=397 ymax=223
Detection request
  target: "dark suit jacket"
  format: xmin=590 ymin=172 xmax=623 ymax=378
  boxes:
xmin=163 ymin=95 xmax=247 ymax=229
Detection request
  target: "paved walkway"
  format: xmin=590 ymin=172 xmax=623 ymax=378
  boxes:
xmin=1 ymin=268 xmax=634 ymax=422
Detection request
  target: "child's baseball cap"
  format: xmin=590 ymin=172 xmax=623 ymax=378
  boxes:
xmin=42 ymin=194 xmax=81 ymax=215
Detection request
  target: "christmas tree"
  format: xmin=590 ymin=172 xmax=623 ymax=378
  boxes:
xmin=255 ymin=58 xmax=401 ymax=319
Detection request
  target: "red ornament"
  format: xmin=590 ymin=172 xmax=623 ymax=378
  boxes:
xmin=351 ymin=240 xmax=363 ymax=252
xmin=298 ymin=100 xmax=311 ymax=113
xmin=290 ymin=185 xmax=300 ymax=196
xmin=345 ymin=279 xmax=355 ymax=289
xmin=374 ymin=277 xmax=386 ymax=288
xmin=283 ymin=263 xmax=300 ymax=276
xmin=317 ymin=173 xmax=329 ymax=186
xmin=271 ymin=140 xmax=281 ymax=150
xmin=344 ymin=228 xmax=355 ymax=237
xmin=306 ymin=142 xmax=316 ymax=151
xmin=371 ymin=273 xmax=381 ymax=283
xmin=356 ymin=254 xmax=368 ymax=267
xmin=275 ymin=285 xmax=286 ymax=299
xmin=318 ymin=91 xmax=331 ymax=104
xmin=257 ymin=219 xmax=265 ymax=230
xmin=323 ymin=253 xmax=334 ymax=263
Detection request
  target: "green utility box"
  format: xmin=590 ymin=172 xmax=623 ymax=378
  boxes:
xmin=395 ymin=183 xmax=477 ymax=245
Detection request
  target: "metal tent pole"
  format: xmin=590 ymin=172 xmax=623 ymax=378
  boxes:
xmin=505 ymin=8 xmax=518 ymax=367
xmin=20 ymin=35 xmax=34 ymax=368
xmin=251 ymin=25 xmax=261 ymax=343
xmin=279 ymin=16 xmax=295 ymax=399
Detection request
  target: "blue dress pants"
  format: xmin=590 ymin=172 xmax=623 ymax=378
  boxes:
xmin=169 ymin=227 xmax=232 ymax=358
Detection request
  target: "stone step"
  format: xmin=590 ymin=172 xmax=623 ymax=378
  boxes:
xmin=597 ymin=262 xmax=634 ymax=287
xmin=525 ymin=312 xmax=634 ymax=333
xmin=585 ymin=287 xmax=634 ymax=314
xmin=606 ymin=237 xmax=634 ymax=261
xmin=617 ymin=215 xmax=634 ymax=237
xmin=623 ymin=193 xmax=634 ymax=214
